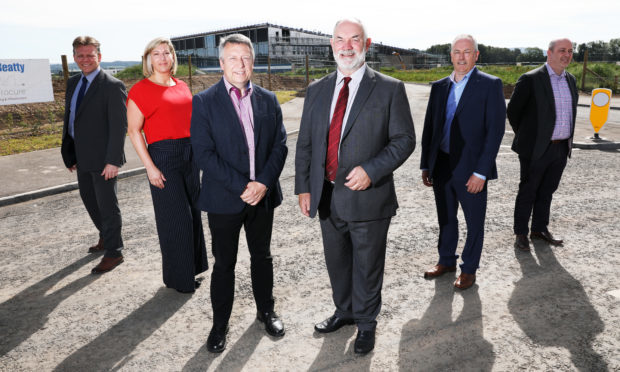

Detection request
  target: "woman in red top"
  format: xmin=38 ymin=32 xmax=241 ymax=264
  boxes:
xmin=127 ymin=37 xmax=208 ymax=293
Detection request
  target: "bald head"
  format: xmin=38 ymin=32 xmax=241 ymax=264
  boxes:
xmin=546 ymin=38 xmax=573 ymax=74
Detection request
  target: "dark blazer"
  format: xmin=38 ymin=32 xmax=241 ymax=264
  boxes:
xmin=61 ymin=70 xmax=127 ymax=171
xmin=420 ymin=67 xmax=506 ymax=181
xmin=507 ymin=64 xmax=578 ymax=160
xmin=295 ymin=67 xmax=416 ymax=221
xmin=190 ymin=79 xmax=288 ymax=214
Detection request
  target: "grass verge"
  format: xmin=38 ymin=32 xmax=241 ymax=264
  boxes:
xmin=275 ymin=91 xmax=298 ymax=105
xmin=1 ymin=132 xmax=62 ymax=156
xmin=0 ymin=91 xmax=299 ymax=156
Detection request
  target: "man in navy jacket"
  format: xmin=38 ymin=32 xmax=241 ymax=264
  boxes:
xmin=191 ymin=34 xmax=288 ymax=353
xmin=420 ymin=34 xmax=505 ymax=290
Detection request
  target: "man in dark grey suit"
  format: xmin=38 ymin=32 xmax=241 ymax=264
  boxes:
xmin=61 ymin=36 xmax=127 ymax=273
xmin=508 ymin=38 xmax=578 ymax=251
xmin=295 ymin=18 xmax=415 ymax=354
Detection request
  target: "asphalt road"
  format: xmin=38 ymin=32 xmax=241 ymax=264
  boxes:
xmin=0 ymin=84 xmax=619 ymax=371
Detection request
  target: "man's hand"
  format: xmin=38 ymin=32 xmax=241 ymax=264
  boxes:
xmin=298 ymin=193 xmax=311 ymax=217
xmin=101 ymin=164 xmax=119 ymax=180
xmin=466 ymin=174 xmax=485 ymax=194
xmin=146 ymin=166 xmax=166 ymax=189
xmin=344 ymin=166 xmax=371 ymax=191
xmin=422 ymin=170 xmax=433 ymax=187
xmin=67 ymin=164 xmax=77 ymax=173
xmin=241 ymin=181 xmax=267 ymax=206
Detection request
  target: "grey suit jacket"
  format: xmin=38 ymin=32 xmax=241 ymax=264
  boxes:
xmin=507 ymin=64 xmax=578 ymax=160
xmin=61 ymin=69 xmax=128 ymax=171
xmin=295 ymin=67 xmax=416 ymax=221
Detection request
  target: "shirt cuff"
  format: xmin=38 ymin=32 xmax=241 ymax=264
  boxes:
xmin=473 ymin=172 xmax=486 ymax=181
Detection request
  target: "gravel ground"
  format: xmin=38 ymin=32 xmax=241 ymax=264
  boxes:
xmin=1 ymin=85 xmax=619 ymax=371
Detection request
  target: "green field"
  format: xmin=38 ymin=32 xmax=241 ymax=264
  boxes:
xmin=379 ymin=63 xmax=619 ymax=91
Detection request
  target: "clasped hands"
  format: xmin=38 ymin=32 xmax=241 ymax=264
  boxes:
xmin=241 ymin=181 xmax=267 ymax=206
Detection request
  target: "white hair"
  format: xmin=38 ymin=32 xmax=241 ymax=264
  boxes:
xmin=333 ymin=18 xmax=368 ymax=42
xmin=451 ymin=34 xmax=478 ymax=52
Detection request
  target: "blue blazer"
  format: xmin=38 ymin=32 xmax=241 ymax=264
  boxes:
xmin=420 ymin=67 xmax=506 ymax=181
xmin=190 ymin=79 xmax=288 ymax=214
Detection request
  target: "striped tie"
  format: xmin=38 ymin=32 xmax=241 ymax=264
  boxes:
xmin=325 ymin=77 xmax=351 ymax=182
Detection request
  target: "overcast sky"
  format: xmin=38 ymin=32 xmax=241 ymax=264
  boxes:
xmin=1 ymin=0 xmax=618 ymax=63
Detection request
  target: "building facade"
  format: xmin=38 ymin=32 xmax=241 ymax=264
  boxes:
xmin=171 ymin=23 xmax=446 ymax=71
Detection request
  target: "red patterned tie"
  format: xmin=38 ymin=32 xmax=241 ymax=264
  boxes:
xmin=326 ymin=77 xmax=351 ymax=182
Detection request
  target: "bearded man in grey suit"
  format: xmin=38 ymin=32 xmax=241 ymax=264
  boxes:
xmin=61 ymin=36 xmax=127 ymax=274
xmin=295 ymin=18 xmax=415 ymax=354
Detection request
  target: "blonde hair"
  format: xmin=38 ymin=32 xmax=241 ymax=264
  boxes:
xmin=142 ymin=37 xmax=178 ymax=77
xmin=218 ymin=34 xmax=255 ymax=61
xmin=72 ymin=36 xmax=101 ymax=54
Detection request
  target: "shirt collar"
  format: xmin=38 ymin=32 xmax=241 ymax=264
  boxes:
xmin=223 ymin=77 xmax=253 ymax=97
xmin=545 ymin=63 xmax=566 ymax=78
xmin=81 ymin=67 xmax=101 ymax=83
xmin=336 ymin=63 xmax=366 ymax=85
xmin=449 ymin=66 xmax=475 ymax=84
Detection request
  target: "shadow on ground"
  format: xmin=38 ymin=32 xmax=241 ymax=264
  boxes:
xmin=398 ymin=276 xmax=495 ymax=371
xmin=308 ymin=324 xmax=372 ymax=371
xmin=53 ymin=287 xmax=191 ymax=371
xmin=0 ymin=254 xmax=100 ymax=356
xmin=509 ymin=241 xmax=608 ymax=371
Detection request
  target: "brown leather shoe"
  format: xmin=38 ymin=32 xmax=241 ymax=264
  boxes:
xmin=88 ymin=238 xmax=104 ymax=253
xmin=530 ymin=231 xmax=563 ymax=246
xmin=454 ymin=273 xmax=476 ymax=290
xmin=424 ymin=264 xmax=457 ymax=279
xmin=515 ymin=234 xmax=530 ymax=251
xmin=92 ymin=256 xmax=124 ymax=274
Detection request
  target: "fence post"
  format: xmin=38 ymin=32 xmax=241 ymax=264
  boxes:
xmin=305 ymin=54 xmax=310 ymax=87
xmin=61 ymin=55 xmax=69 ymax=87
xmin=188 ymin=55 xmax=193 ymax=93
xmin=581 ymin=49 xmax=588 ymax=91
xmin=267 ymin=56 xmax=272 ymax=91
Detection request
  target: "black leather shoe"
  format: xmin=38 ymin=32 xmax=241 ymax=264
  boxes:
xmin=354 ymin=329 xmax=375 ymax=354
xmin=257 ymin=311 xmax=285 ymax=337
xmin=207 ymin=324 xmax=228 ymax=353
xmin=530 ymin=231 xmax=563 ymax=246
xmin=515 ymin=234 xmax=530 ymax=251
xmin=314 ymin=315 xmax=355 ymax=333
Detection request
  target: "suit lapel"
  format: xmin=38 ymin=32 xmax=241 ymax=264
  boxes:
xmin=66 ymin=76 xmax=79 ymax=105
xmin=341 ymin=67 xmax=376 ymax=141
xmin=76 ymin=70 xmax=102 ymax=118
xmin=539 ymin=66 xmax=556 ymax=113
xmin=454 ymin=67 xmax=478 ymax=117
xmin=318 ymin=72 xmax=338 ymax=141
xmin=436 ymin=77 xmax=451 ymax=129
xmin=251 ymin=86 xmax=263 ymax=147
xmin=214 ymin=79 xmax=246 ymax=141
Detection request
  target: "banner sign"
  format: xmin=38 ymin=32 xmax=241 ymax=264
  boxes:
xmin=0 ymin=59 xmax=54 ymax=105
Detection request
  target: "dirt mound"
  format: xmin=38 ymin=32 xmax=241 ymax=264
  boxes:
xmin=0 ymin=73 xmax=308 ymax=132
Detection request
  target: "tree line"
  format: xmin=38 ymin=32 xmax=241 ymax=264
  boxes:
xmin=425 ymin=38 xmax=620 ymax=64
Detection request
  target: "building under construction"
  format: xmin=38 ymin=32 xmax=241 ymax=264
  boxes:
xmin=171 ymin=23 xmax=446 ymax=71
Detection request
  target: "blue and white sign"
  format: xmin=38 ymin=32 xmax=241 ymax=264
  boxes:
xmin=0 ymin=59 xmax=54 ymax=105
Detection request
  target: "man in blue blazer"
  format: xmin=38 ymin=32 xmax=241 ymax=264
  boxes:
xmin=191 ymin=34 xmax=288 ymax=353
xmin=420 ymin=35 xmax=505 ymax=290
